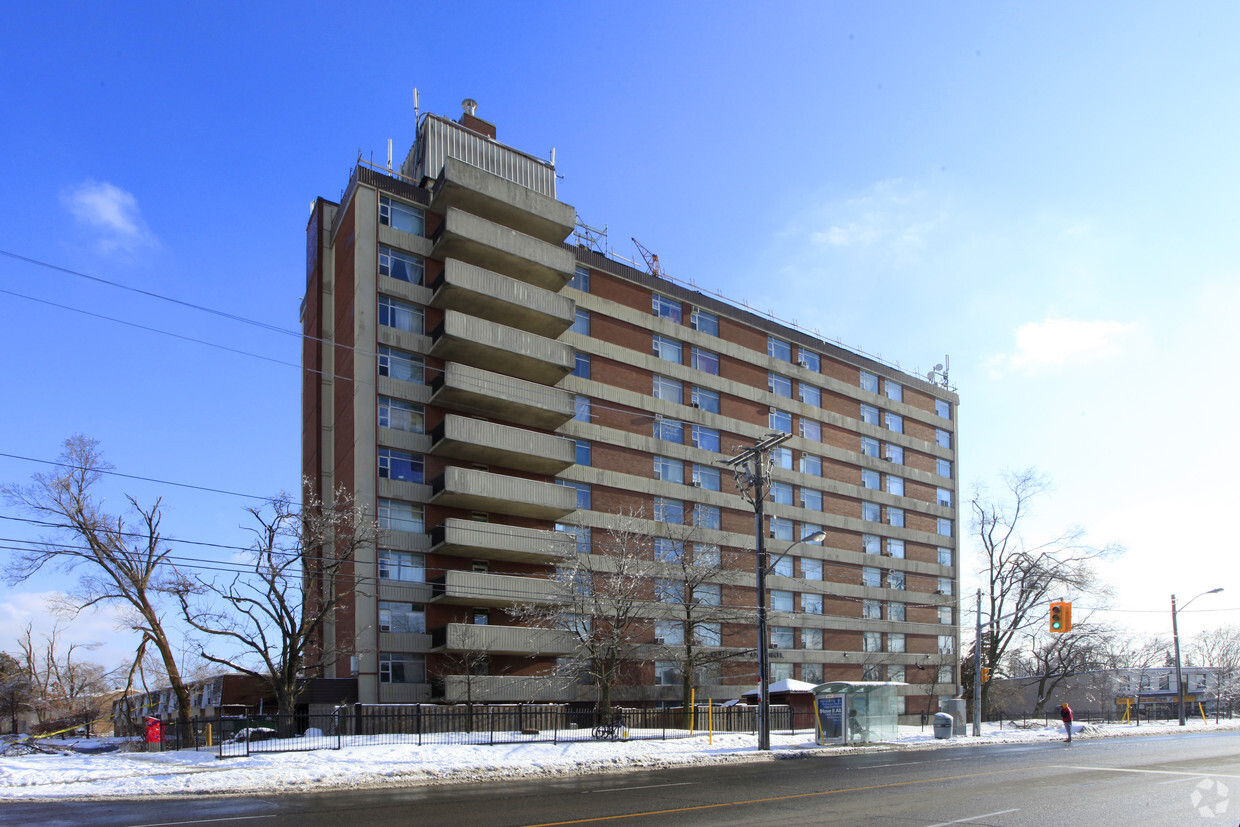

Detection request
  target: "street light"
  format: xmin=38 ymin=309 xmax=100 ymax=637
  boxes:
xmin=1172 ymin=588 xmax=1223 ymax=726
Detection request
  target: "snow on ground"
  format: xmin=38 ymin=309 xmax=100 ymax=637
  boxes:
xmin=2 ymin=718 xmax=1237 ymax=801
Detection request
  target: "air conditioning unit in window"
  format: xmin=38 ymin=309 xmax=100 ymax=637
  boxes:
xmin=798 ymin=359 xmax=808 ymax=368
xmin=692 ymin=480 xmax=703 ymax=487
xmin=935 ymin=589 xmax=947 ymax=595
xmin=939 ymin=500 xmax=950 ymax=507
xmin=654 ymin=637 xmax=666 ymax=645
xmin=770 ymin=644 xmax=780 ymax=649
xmin=691 ymin=402 xmax=701 ymax=408
xmin=881 ymin=550 xmax=893 ymax=556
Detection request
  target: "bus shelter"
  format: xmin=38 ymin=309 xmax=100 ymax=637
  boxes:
xmin=812 ymin=681 xmax=904 ymax=745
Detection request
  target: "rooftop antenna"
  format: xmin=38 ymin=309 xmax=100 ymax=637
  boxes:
xmin=413 ymin=87 xmax=420 ymax=124
xmin=387 ymin=139 xmax=393 ymax=171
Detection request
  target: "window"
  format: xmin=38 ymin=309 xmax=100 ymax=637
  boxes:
xmin=379 ymin=601 xmax=425 ymax=634
xmin=884 ymin=381 xmax=903 ymax=403
xmin=654 ymin=621 xmax=684 ymax=646
xmin=377 ymin=346 xmax=423 ymax=384
xmin=378 ymin=448 xmax=423 ymax=483
xmin=771 ymin=482 xmax=793 ymax=506
xmin=655 ymin=538 xmax=685 ymax=563
xmin=378 ymin=499 xmax=423 ymax=533
xmin=654 ymin=497 xmax=685 ymax=525
xmin=938 ymin=606 xmax=952 ymax=625
xmin=939 ymin=636 xmax=956 ymax=655
xmin=937 ymin=429 xmax=952 ymax=449
xmin=774 ymin=447 xmax=794 ymax=469
xmin=861 ymin=469 xmax=880 ymax=490
xmin=572 ymin=308 xmax=590 ymax=334
xmin=771 ymin=662 xmax=794 ymax=682
xmin=862 ymin=663 xmax=883 ymax=681
xmin=800 ymin=419 xmax=821 ymax=441
xmin=887 ymin=633 xmax=906 ymax=653
xmin=690 ymin=307 xmax=718 ymax=335
xmin=800 ymin=488 xmax=822 ymax=511
xmin=576 ymin=440 xmax=591 ymax=466
xmin=655 ymin=578 xmax=685 ymax=603
xmin=863 ymin=632 xmax=882 ymax=652
xmin=937 ymin=665 xmax=954 ymax=684
xmin=378 ymin=246 xmax=423 ymax=284
xmin=884 ymin=444 xmax=904 ymax=465
xmin=694 ymin=543 xmax=720 ymax=567
xmin=886 ymin=476 xmax=904 ymax=496
xmin=557 ymin=523 xmax=591 ymax=555
xmin=691 ymin=386 xmax=719 ymax=412
xmin=937 ymin=458 xmax=952 ymax=478
xmin=800 ymin=453 xmax=822 ymax=476
xmin=862 ymin=502 xmax=880 ymax=522
xmin=862 ymin=535 xmax=880 ymax=555
xmin=937 ymin=518 xmax=953 ymax=537
xmin=557 ymin=480 xmax=591 ymax=509
xmin=572 ymin=352 xmax=590 ymax=378
xmin=802 ymin=558 xmax=822 ymax=580
xmin=770 ymin=626 xmax=795 ymax=648
xmin=770 ymin=409 xmax=792 ymax=432
xmin=860 ymin=371 xmax=879 ymax=393
xmin=937 ymin=488 xmax=952 ymax=507
xmin=802 ymin=628 xmax=823 ymax=650
xmin=863 ymin=600 xmax=882 ymax=619
xmin=647 ymin=420 xmax=681 ymax=447
xmin=692 ymin=347 xmax=719 ymax=375
xmin=692 ymin=464 xmax=721 ymax=491
xmin=378 ymin=296 xmax=423 ymax=333
xmin=695 ymin=622 xmax=724 ymax=648
xmin=653 ymin=334 xmax=682 ymax=363
xmin=886 ymin=507 xmax=904 ymax=528
xmin=860 ymin=404 xmax=880 ymax=426
xmin=886 ymin=539 xmax=905 ymax=559
xmin=770 ymin=517 xmax=794 ymax=542
xmin=799 ymin=383 xmax=821 ymax=406
xmin=861 ymin=437 xmax=880 ymax=458
xmin=378 ymin=550 xmax=424 ymax=582
xmin=888 ymin=571 xmax=906 ymax=590
xmin=888 ymin=665 xmax=906 ymax=683
xmin=379 ymin=196 xmax=425 ymax=235
xmin=802 ymin=593 xmax=823 ymax=614
xmin=379 ymin=652 xmax=426 ymax=684
xmin=1193 ymin=673 xmax=1208 ymax=692
xmin=802 ymin=663 xmax=823 ymax=684
xmin=937 ymin=577 xmax=953 ymax=596
xmin=888 ymin=602 xmax=906 ymax=622
xmin=655 ymin=661 xmax=681 ymax=686
xmin=652 ymin=294 xmax=682 ymax=322
xmin=569 ymin=265 xmax=590 ymax=292
xmin=769 ymin=373 xmax=792 ymax=398
xmin=378 ymin=397 xmax=424 ymax=433
xmin=862 ymin=566 xmax=881 ymax=587
xmin=771 ymin=550 xmax=794 ymax=577
xmin=885 ymin=412 xmax=903 ymax=434
xmin=694 ymin=503 xmax=721 ymax=530
xmin=694 ymin=583 xmax=721 ymax=606
xmin=938 ymin=547 xmax=953 ymax=567
xmin=654 ymin=456 xmax=684 ymax=484
xmin=691 ymin=425 xmax=720 ymax=451
xmin=768 ymin=336 xmax=792 ymax=362
xmin=653 ymin=375 xmax=683 ymax=402
xmin=798 ymin=350 xmax=820 ymax=372
xmin=936 ymin=399 xmax=951 ymax=419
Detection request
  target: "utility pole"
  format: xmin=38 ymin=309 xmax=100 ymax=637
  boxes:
xmin=722 ymin=432 xmax=791 ymax=751
xmin=973 ymin=589 xmax=983 ymax=736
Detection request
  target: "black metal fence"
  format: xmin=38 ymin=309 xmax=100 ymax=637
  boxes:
xmin=214 ymin=703 xmax=794 ymax=759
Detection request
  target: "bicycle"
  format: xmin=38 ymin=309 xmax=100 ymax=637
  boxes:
xmin=592 ymin=716 xmax=626 ymax=741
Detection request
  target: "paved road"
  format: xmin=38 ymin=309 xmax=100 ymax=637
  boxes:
xmin=6 ymin=732 xmax=1239 ymax=826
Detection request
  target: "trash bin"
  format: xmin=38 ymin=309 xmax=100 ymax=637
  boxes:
xmin=933 ymin=712 xmax=954 ymax=739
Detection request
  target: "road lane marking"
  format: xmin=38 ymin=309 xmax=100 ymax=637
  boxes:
xmin=129 ymin=817 xmax=278 ymax=827
xmin=923 ymin=809 xmax=1019 ymax=826
xmin=523 ymin=767 xmax=1031 ymax=826
xmin=587 ymin=782 xmax=697 ymax=793
xmin=1056 ymin=765 xmax=1240 ymax=780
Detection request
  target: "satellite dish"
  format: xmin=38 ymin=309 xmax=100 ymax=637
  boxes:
xmin=934 ymin=363 xmax=944 ymax=372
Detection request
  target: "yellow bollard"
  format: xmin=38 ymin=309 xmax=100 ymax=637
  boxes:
xmin=205 ymin=723 xmax=212 ymax=747
xmin=708 ymin=699 xmax=713 ymax=746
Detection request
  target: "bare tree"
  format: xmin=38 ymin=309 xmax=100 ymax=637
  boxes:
xmin=972 ymin=469 xmax=1122 ymax=716
xmin=2 ymin=436 xmax=194 ymax=718
xmin=515 ymin=509 xmax=655 ymax=716
xmin=171 ymin=487 xmax=375 ymax=719
xmin=1008 ymin=626 xmax=1109 ymax=713
xmin=1189 ymin=626 xmax=1240 ymax=719
xmin=14 ymin=621 xmax=115 ymax=731
xmin=0 ymin=652 xmax=34 ymax=735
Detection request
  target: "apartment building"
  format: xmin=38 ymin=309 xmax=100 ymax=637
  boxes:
xmin=302 ymin=101 xmax=960 ymax=720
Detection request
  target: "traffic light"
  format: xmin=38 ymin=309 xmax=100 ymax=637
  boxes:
xmin=981 ymin=667 xmax=991 ymax=683
xmin=1049 ymin=601 xmax=1073 ymax=633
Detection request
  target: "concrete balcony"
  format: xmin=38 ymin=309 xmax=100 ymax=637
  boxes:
xmin=378 ymin=631 xmax=433 ymax=652
xmin=429 ymin=466 xmax=576 ymax=521
xmin=429 ymin=518 xmax=573 ymax=564
xmin=430 ymin=207 xmax=575 ymax=292
xmin=430 ymin=258 xmax=575 ymax=339
xmin=429 ymin=570 xmax=563 ymax=608
xmin=430 ymin=361 xmax=576 ymax=430
xmin=440 ymin=674 xmax=577 ymax=703
xmin=378 ymin=684 xmax=431 ymax=704
xmin=430 ymin=414 xmax=574 ymax=475
xmin=430 ymin=623 xmax=577 ymax=656
xmin=430 ymin=310 xmax=574 ymax=386
xmin=430 ymin=158 xmax=576 ymax=245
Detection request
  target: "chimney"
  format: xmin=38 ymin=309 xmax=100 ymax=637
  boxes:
xmin=458 ymin=98 xmax=497 ymax=139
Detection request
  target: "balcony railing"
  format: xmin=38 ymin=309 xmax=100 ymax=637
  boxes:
xmin=430 ymin=414 xmax=574 ymax=475
xmin=429 ymin=362 xmax=576 ymax=430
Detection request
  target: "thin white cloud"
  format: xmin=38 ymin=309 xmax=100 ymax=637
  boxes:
xmin=986 ymin=318 xmax=1133 ymax=377
xmin=61 ymin=180 xmax=158 ymax=254
xmin=804 ymin=178 xmax=941 ymax=260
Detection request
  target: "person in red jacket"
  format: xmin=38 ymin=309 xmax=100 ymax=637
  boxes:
xmin=1060 ymin=702 xmax=1074 ymax=742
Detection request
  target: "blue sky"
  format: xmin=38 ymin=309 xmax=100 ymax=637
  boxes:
xmin=2 ymin=2 xmax=1237 ymax=671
